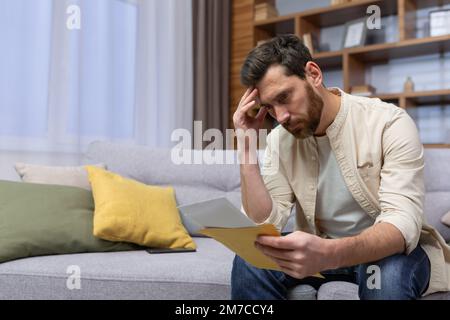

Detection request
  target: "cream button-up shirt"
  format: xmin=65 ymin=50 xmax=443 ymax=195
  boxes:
xmin=260 ymin=88 xmax=450 ymax=296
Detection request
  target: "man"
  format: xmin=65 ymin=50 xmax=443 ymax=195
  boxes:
xmin=231 ymin=34 xmax=450 ymax=300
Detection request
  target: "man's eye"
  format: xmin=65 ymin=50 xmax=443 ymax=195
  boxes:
xmin=266 ymin=106 xmax=275 ymax=116
xmin=278 ymin=95 xmax=288 ymax=104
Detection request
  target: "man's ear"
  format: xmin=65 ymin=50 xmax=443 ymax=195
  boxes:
xmin=305 ymin=61 xmax=323 ymax=89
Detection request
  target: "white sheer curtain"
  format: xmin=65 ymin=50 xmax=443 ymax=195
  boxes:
xmin=0 ymin=0 xmax=193 ymax=154
xmin=134 ymin=0 xmax=193 ymax=147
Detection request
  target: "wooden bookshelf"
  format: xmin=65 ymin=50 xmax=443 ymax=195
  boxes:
xmin=313 ymin=50 xmax=344 ymax=68
xmin=314 ymin=34 xmax=450 ymax=69
xmin=374 ymin=89 xmax=450 ymax=108
xmin=425 ymin=144 xmax=450 ymax=148
xmin=253 ymin=13 xmax=297 ymax=27
xmin=230 ymin=0 xmax=450 ymax=147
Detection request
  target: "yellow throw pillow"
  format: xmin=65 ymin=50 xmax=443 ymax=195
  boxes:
xmin=85 ymin=166 xmax=196 ymax=250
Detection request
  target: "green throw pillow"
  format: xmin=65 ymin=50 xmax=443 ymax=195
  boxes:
xmin=0 ymin=180 xmax=140 ymax=263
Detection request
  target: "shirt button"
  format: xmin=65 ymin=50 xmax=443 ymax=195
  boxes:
xmin=309 ymin=185 xmax=315 ymax=190
xmin=312 ymin=156 xmax=317 ymax=161
xmin=306 ymin=216 xmax=311 ymax=221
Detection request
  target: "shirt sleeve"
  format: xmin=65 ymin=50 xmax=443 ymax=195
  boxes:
xmin=375 ymin=108 xmax=425 ymax=255
xmin=258 ymin=130 xmax=295 ymax=231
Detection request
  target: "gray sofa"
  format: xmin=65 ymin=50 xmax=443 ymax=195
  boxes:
xmin=0 ymin=141 xmax=449 ymax=300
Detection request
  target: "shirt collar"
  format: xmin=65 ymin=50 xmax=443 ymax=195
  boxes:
xmin=326 ymin=87 xmax=349 ymax=141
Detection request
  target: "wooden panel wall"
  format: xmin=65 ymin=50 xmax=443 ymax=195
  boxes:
xmin=229 ymin=0 xmax=255 ymax=130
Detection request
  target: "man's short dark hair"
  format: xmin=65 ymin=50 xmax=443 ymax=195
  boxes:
xmin=240 ymin=34 xmax=313 ymax=87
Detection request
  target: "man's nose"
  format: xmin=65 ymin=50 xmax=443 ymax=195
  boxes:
xmin=274 ymin=107 xmax=290 ymax=124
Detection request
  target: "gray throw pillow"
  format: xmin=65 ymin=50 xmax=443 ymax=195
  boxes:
xmin=14 ymin=163 xmax=106 ymax=190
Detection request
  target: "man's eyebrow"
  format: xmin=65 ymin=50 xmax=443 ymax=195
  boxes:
xmin=260 ymin=88 xmax=293 ymax=106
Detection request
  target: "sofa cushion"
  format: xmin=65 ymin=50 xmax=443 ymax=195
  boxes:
xmin=0 ymin=180 xmax=138 ymax=264
xmin=286 ymin=284 xmax=317 ymax=300
xmin=421 ymin=291 xmax=450 ymax=300
xmin=86 ymin=166 xmax=196 ymax=250
xmin=83 ymin=142 xmax=242 ymax=205
xmin=317 ymin=282 xmax=360 ymax=300
xmin=0 ymin=238 xmax=233 ymax=300
xmin=441 ymin=211 xmax=450 ymax=227
xmin=422 ymin=149 xmax=450 ymax=242
xmin=15 ymin=162 xmax=106 ymax=191
xmin=314 ymin=281 xmax=450 ymax=300
xmin=424 ymin=149 xmax=450 ymax=193
xmin=424 ymin=192 xmax=450 ymax=242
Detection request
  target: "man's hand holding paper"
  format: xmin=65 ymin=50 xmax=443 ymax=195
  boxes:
xmin=256 ymin=231 xmax=328 ymax=279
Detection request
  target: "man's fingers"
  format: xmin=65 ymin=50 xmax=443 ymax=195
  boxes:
xmin=239 ymin=100 xmax=257 ymax=115
xmin=255 ymin=106 xmax=268 ymax=122
xmin=241 ymin=88 xmax=258 ymax=108
xmin=239 ymin=86 xmax=255 ymax=105
xmin=239 ymin=87 xmax=252 ymax=104
xmin=259 ymin=251 xmax=297 ymax=275
xmin=266 ymin=256 xmax=303 ymax=278
xmin=257 ymin=235 xmax=295 ymax=250
xmin=279 ymin=265 xmax=303 ymax=279
xmin=255 ymin=242 xmax=294 ymax=261
xmin=273 ymin=258 xmax=297 ymax=271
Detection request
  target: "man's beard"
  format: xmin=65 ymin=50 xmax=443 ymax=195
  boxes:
xmin=283 ymin=83 xmax=324 ymax=139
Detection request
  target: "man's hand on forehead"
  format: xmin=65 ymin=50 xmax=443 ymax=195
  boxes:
xmin=245 ymin=87 xmax=263 ymax=118
xmin=233 ymin=86 xmax=268 ymax=133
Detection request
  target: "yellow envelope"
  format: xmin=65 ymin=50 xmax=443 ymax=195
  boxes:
xmin=199 ymin=223 xmax=324 ymax=278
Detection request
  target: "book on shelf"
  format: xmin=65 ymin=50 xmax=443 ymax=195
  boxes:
xmin=350 ymin=84 xmax=376 ymax=97
xmin=302 ymin=33 xmax=319 ymax=55
xmin=254 ymin=3 xmax=279 ymax=21
xmin=257 ymin=39 xmax=268 ymax=47
xmin=429 ymin=9 xmax=450 ymax=37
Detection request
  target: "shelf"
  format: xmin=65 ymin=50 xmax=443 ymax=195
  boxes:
xmin=253 ymin=0 xmax=450 ymax=28
xmin=373 ymin=89 xmax=450 ymax=106
xmin=424 ymin=144 xmax=450 ymax=149
xmin=404 ymin=89 xmax=450 ymax=105
xmin=253 ymin=0 xmax=397 ymax=28
xmin=313 ymin=50 xmax=344 ymax=68
xmin=373 ymin=93 xmax=402 ymax=101
xmin=253 ymin=15 xmax=295 ymax=44
xmin=348 ymin=34 xmax=450 ymax=62
xmin=254 ymin=19 xmax=295 ymax=35
xmin=253 ymin=13 xmax=297 ymax=27
xmin=299 ymin=0 xmax=397 ymax=28
xmin=414 ymin=0 xmax=450 ymax=10
xmin=312 ymin=34 xmax=450 ymax=69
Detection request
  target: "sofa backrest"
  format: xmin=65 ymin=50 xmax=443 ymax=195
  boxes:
xmin=84 ymin=141 xmax=450 ymax=241
xmin=84 ymin=141 xmax=242 ymax=207
xmin=83 ymin=141 xmax=246 ymax=234
xmin=423 ymin=149 xmax=450 ymax=241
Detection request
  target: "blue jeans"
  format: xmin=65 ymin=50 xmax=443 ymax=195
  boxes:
xmin=231 ymin=244 xmax=430 ymax=300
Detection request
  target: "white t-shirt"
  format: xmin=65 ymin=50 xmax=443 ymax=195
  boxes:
xmin=315 ymin=135 xmax=374 ymax=238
